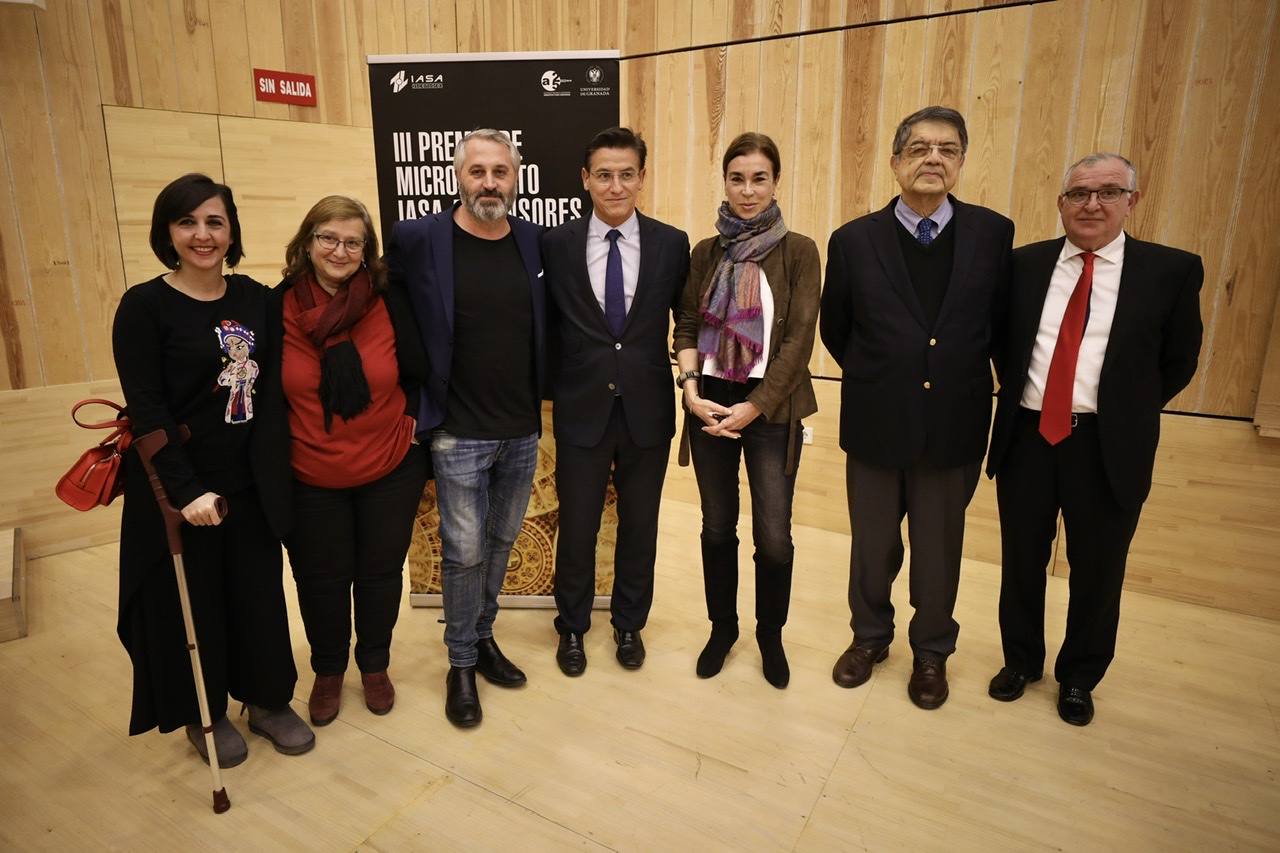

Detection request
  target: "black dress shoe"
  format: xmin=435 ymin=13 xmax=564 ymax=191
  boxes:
xmin=832 ymin=643 xmax=888 ymax=688
xmin=907 ymin=657 xmax=949 ymax=710
xmin=614 ymin=629 xmax=645 ymax=669
xmin=987 ymin=666 xmax=1042 ymax=702
xmin=1057 ymin=685 xmax=1094 ymax=726
xmin=445 ymin=666 xmax=482 ymax=728
xmin=475 ymin=637 xmax=527 ymax=687
xmin=556 ymin=631 xmax=587 ymax=677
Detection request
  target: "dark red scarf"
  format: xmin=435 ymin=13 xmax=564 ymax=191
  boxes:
xmin=292 ymin=269 xmax=377 ymax=430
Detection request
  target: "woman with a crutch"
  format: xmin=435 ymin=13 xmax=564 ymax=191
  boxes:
xmin=112 ymin=174 xmax=313 ymax=778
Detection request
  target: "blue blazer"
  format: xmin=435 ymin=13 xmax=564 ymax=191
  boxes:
xmin=386 ymin=203 xmax=546 ymax=433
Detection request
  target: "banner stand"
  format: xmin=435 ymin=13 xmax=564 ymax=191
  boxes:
xmin=367 ymin=51 xmax=621 ymax=609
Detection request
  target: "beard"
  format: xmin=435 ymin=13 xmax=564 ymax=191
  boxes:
xmin=461 ymin=186 xmax=513 ymax=222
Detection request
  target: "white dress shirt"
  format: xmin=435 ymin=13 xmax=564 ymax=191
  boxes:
xmin=586 ymin=210 xmax=641 ymax=317
xmin=1021 ymin=232 xmax=1125 ymax=413
xmin=704 ymin=267 xmax=774 ymax=380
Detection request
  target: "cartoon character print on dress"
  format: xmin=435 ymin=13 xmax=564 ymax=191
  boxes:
xmin=214 ymin=319 xmax=259 ymax=424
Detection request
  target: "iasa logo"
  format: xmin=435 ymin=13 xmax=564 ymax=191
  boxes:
xmin=390 ymin=70 xmax=445 ymax=92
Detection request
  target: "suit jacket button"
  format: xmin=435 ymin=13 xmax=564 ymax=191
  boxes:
xmin=923 ymin=381 xmax=932 ymax=390
xmin=929 ymin=338 xmax=937 ymax=346
xmin=608 ymin=382 xmax=616 ymax=391
xmin=615 ymin=342 xmax=622 ymax=350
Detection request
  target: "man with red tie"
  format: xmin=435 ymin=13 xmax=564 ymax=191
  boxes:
xmin=985 ymin=152 xmax=1203 ymax=726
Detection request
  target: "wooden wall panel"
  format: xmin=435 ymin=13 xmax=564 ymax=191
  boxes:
xmin=217 ymin=115 xmax=380 ymax=285
xmin=171 ymin=0 xmax=221 ymax=114
xmin=2 ymin=0 xmax=1279 ymax=419
xmin=39 ymin=1 xmax=125 ymax=382
xmin=245 ymin=0 xmax=292 ymax=120
xmin=88 ymin=0 xmax=143 ymax=107
xmin=0 ymin=114 xmax=42 ymax=391
xmin=208 ymin=0 xmax=256 ymax=117
xmin=1178 ymin=0 xmax=1280 ymax=415
xmin=0 ymin=10 xmax=87 ymax=386
xmin=102 ymin=106 xmax=223 ymax=288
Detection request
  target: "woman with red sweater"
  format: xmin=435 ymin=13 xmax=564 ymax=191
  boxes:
xmin=270 ymin=196 xmax=429 ymax=726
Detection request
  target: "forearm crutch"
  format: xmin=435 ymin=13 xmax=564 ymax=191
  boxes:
xmin=133 ymin=428 xmax=231 ymax=815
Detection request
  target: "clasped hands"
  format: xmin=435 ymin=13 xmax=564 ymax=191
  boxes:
xmin=684 ymin=388 xmax=761 ymax=439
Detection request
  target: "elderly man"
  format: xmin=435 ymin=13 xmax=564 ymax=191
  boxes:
xmin=985 ymin=153 xmax=1203 ymax=726
xmin=821 ymin=106 xmax=1014 ymax=709
xmin=541 ymin=127 xmax=689 ymax=676
xmin=387 ymin=129 xmax=546 ymax=728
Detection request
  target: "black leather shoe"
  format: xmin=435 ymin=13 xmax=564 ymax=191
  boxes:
xmin=832 ymin=643 xmax=888 ymax=688
xmin=475 ymin=637 xmax=527 ymax=687
xmin=556 ymin=631 xmax=587 ymax=677
xmin=614 ymin=629 xmax=645 ymax=669
xmin=1057 ymin=685 xmax=1094 ymax=726
xmin=988 ymin=667 xmax=1042 ymax=702
xmin=445 ymin=666 xmax=482 ymax=728
xmin=907 ymin=657 xmax=949 ymax=710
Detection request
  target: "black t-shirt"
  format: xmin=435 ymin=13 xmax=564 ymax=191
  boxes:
xmin=443 ymin=222 xmax=538 ymax=439
xmin=897 ymin=220 xmax=956 ymax=331
xmin=112 ymin=274 xmax=269 ymax=508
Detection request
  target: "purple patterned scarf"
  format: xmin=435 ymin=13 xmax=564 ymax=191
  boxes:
xmin=698 ymin=200 xmax=787 ymax=381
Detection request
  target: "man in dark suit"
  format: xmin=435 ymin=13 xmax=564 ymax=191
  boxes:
xmin=386 ymin=129 xmax=546 ymax=729
xmin=541 ymin=127 xmax=690 ymax=675
xmin=985 ymin=152 xmax=1202 ymax=726
xmin=821 ymin=106 xmax=1014 ymax=710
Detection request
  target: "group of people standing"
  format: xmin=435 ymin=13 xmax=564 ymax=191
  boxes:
xmin=111 ymin=103 xmax=1203 ymax=770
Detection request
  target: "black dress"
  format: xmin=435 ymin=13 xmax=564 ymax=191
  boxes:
xmin=112 ymin=274 xmax=296 ymax=735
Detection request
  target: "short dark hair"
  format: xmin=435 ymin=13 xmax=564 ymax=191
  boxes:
xmin=721 ymin=132 xmax=781 ymax=179
xmin=891 ymin=106 xmax=968 ymax=156
xmin=583 ymin=127 xmax=647 ymax=170
xmin=149 ymin=173 xmax=244 ymax=269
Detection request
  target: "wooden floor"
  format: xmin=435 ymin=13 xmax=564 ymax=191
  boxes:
xmin=1 ymin=498 xmax=1278 ymax=852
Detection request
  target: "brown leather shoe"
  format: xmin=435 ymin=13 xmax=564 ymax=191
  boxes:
xmin=832 ymin=643 xmax=889 ymax=688
xmin=308 ymin=673 xmax=343 ymax=726
xmin=361 ymin=670 xmax=395 ymax=715
xmin=908 ymin=657 xmax=949 ymax=710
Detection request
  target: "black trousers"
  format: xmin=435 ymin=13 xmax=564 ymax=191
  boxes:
xmin=285 ymin=444 xmax=429 ymax=675
xmin=845 ymin=455 xmax=981 ymax=660
xmin=995 ymin=409 xmax=1143 ymax=689
xmin=689 ymin=376 xmax=800 ymax=634
xmin=554 ymin=399 xmax=670 ymax=634
xmin=121 ymin=487 xmax=297 ymax=734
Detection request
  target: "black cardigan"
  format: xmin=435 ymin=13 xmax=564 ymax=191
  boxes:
xmin=253 ymin=276 xmax=430 ymax=538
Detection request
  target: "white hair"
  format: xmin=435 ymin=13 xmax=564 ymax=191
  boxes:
xmin=1062 ymin=153 xmax=1138 ymax=192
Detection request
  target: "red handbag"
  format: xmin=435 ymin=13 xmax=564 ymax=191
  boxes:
xmin=55 ymin=399 xmax=132 ymax=511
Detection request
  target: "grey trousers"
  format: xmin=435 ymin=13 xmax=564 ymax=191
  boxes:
xmin=845 ymin=455 xmax=982 ymax=660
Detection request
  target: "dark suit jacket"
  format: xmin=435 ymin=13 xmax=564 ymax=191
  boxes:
xmin=820 ymin=195 xmax=1014 ymax=469
xmin=986 ymin=234 xmax=1204 ymax=508
xmin=543 ymin=212 xmax=690 ymax=449
xmin=385 ymin=203 xmax=546 ymax=434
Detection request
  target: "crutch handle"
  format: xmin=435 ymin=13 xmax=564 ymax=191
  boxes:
xmin=133 ymin=427 xmax=225 ymax=554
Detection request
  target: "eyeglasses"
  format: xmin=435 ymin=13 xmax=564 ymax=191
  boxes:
xmin=589 ymin=169 xmax=640 ymax=186
xmin=313 ymin=233 xmax=366 ymax=254
xmin=1061 ymin=187 xmax=1132 ymax=206
xmin=900 ymin=142 xmax=964 ymax=161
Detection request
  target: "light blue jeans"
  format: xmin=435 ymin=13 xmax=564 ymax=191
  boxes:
xmin=430 ymin=429 xmax=539 ymax=667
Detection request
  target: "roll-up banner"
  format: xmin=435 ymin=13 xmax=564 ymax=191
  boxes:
xmin=367 ymin=51 xmax=621 ymax=608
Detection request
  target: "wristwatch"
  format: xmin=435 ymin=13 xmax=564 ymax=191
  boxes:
xmin=675 ymin=369 xmax=701 ymax=388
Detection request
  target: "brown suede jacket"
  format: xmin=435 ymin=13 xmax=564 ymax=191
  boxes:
xmin=673 ymin=230 xmax=821 ymax=473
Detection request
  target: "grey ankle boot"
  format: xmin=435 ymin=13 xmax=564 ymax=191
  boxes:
xmin=245 ymin=704 xmax=315 ymax=755
xmin=185 ymin=715 xmax=248 ymax=768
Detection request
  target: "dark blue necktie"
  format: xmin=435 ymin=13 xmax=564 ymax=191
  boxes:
xmin=916 ymin=217 xmax=936 ymax=246
xmin=605 ymin=228 xmax=625 ymax=337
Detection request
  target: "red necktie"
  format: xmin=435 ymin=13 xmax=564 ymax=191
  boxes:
xmin=1039 ymin=251 xmax=1095 ymax=445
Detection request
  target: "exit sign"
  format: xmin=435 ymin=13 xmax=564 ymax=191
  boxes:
xmin=253 ymin=68 xmax=317 ymax=106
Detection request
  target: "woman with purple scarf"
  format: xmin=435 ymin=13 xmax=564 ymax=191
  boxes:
xmin=673 ymin=132 xmax=822 ymax=688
